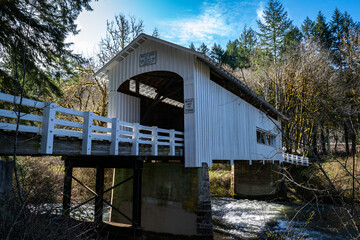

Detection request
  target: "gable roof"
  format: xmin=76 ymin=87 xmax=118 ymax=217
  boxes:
xmin=95 ymin=33 xmax=286 ymax=119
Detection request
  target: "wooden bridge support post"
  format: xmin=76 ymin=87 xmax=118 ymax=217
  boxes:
xmin=95 ymin=166 xmax=105 ymax=224
xmin=63 ymin=159 xmax=73 ymax=217
xmin=132 ymin=160 xmax=143 ymax=229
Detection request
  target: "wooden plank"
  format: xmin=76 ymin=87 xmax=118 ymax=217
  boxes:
xmin=110 ymin=118 xmax=120 ymax=155
xmin=53 ymin=129 xmax=82 ymax=138
xmin=0 ymin=92 xmax=46 ymax=108
xmin=0 ymin=122 xmax=41 ymax=133
xmin=0 ymin=109 xmax=43 ymax=122
xmin=151 ymin=126 xmax=158 ymax=156
xmin=40 ymin=102 xmax=56 ymax=154
xmin=82 ymin=111 xmax=93 ymax=155
xmin=54 ymin=119 xmax=83 ymax=128
xmin=93 ymin=114 xmax=112 ymax=123
xmin=56 ymin=106 xmax=84 ymax=117
xmin=92 ymin=125 xmax=111 ymax=133
xmin=131 ymin=123 xmax=140 ymax=155
xmin=92 ymin=133 xmax=111 ymax=141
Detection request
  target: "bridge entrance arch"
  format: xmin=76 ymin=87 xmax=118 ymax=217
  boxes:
xmin=117 ymin=71 xmax=184 ymax=132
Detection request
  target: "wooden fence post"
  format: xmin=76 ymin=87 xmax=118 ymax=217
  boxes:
xmin=82 ymin=111 xmax=93 ymax=155
xmin=151 ymin=126 xmax=158 ymax=156
xmin=110 ymin=118 xmax=120 ymax=155
xmin=40 ymin=102 xmax=56 ymax=154
xmin=169 ymin=129 xmax=175 ymax=156
xmin=132 ymin=123 xmax=140 ymax=155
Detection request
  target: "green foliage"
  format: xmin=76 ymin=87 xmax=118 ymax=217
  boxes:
xmin=0 ymin=0 xmax=92 ymax=99
xmin=257 ymin=0 xmax=292 ymax=60
xmin=209 ymin=164 xmax=231 ymax=197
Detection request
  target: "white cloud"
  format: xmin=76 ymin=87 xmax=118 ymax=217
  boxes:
xmin=256 ymin=1 xmax=265 ymax=23
xmin=161 ymin=0 xmax=262 ymax=48
xmin=163 ymin=2 xmax=232 ymax=46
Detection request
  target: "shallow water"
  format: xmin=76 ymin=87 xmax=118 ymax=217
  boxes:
xmin=33 ymin=199 xmax=356 ymax=239
xmin=212 ymin=197 xmax=355 ymax=239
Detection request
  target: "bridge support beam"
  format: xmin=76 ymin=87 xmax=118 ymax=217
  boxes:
xmin=110 ymin=162 xmax=213 ymax=238
xmin=231 ymin=160 xmax=282 ymax=199
xmin=95 ymin=166 xmax=104 ymax=224
xmin=63 ymin=159 xmax=73 ymax=217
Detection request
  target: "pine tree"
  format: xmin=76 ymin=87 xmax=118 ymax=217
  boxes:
xmin=210 ymin=43 xmax=225 ymax=64
xmin=302 ymin=17 xmax=315 ymax=39
xmin=0 ymin=0 xmax=92 ymax=98
xmin=224 ymin=40 xmax=240 ymax=69
xmin=189 ymin=42 xmax=196 ymax=51
xmin=198 ymin=43 xmax=209 ymax=55
xmin=257 ymin=0 xmax=292 ymax=109
xmin=281 ymin=25 xmax=302 ymax=54
xmin=313 ymin=11 xmax=332 ymax=48
xmin=257 ymin=0 xmax=292 ymax=61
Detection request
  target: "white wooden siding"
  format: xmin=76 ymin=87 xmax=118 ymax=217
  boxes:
xmin=192 ymin=60 xmax=282 ymax=167
xmin=106 ymin=39 xmax=282 ymax=167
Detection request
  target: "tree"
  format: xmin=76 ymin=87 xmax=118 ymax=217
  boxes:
xmin=152 ymin=27 xmax=160 ymax=38
xmin=0 ymin=0 xmax=92 ymax=99
xmin=97 ymin=14 xmax=144 ymax=66
xmin=302 ymin=17 xmax=315 ymax=39
xmin=257 ymin=0 xmax=292 ymax=109
xmin=281 ymin=25 xmax=302 ymax=54
xmin=198 ymin=42 xmax=209 ymax=54
xmin=313 ymin=11 xmax=332 ymax=48
xmin=189 ymin=42 xmax=196 ymax=51
xmin=210 ymin=43 xmax=225 ymax=64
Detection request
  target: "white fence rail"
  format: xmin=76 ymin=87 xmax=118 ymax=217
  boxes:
xmin=0 ymin=92 xmax=184 ymax=156
xmin=282 ymin=152 xmax=309 ymax=166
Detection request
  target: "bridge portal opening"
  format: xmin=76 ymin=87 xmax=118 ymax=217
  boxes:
xmin=118 ymin=71 xmax=184 ymax=131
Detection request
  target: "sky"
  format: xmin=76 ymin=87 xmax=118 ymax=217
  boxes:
xmin=68 ymin=0 xmax=360 ymax=56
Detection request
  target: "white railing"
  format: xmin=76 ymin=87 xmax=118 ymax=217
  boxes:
xmin=282 ymin=152 xmax=309 ymax=166
xmin=0 ymin=92 xmax=184 ymax=156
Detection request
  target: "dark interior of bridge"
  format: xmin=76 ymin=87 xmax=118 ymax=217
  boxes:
xmin=117 ymin=71 xmax=184 ymax=131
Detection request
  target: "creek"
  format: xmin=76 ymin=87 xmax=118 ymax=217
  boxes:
xmin=212 ymin=197 xmax=355 ymax=239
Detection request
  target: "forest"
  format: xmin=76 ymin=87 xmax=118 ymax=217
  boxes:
xmin=0 ymin=0 xmax=359 ymax=239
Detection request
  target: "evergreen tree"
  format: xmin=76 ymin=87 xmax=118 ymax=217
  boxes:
xmin=189 ymin=42 xmax=196 ymax=51
xmin=210 ymin=43 xmax=225 ymax=64
xmin=281 ymin=25 xmax=302 ymax=54
xmin=224 ymin=40 xmax=240 ymax=69
xmin=257 ymin=0 xmax=292 ymax=109
xmin=198 ymin=43 xmax=210 ymax=54
xmin=313 ymin=11 xmax=332 ymax=48
xmin=0 ymin=0 xmax=92 ymax=98
xmin=257 ymin=0 xmax=292 ymax=61
xmin=302 ymin=17 xmax=315 ymax=39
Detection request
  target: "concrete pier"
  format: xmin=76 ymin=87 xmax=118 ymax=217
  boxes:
xmin=110 ymin=162 xmax=213 ymax=238
xmin=231 ymin=161 xmax=281 ymax=199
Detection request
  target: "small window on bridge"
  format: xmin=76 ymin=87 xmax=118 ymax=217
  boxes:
xmin=257 ymin=129 xmax=276 ymax=147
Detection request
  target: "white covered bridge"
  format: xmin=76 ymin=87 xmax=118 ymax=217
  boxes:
xmin=0 ymin=33 xmax=309 ymax=166
xmin=0 ymin=33 xmax=310 ymax=239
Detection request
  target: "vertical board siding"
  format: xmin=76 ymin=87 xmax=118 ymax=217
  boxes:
xmin=108 ymin=39 xmax=194 ymax=125
xmin=193 ymin=60 xmax=282 ymax=167
xmin=106 ymin=39 xmax=282 ymax=167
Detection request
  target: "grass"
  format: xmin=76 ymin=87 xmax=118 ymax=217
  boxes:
xmin=209 ymin=164 xmax=232 ymax=197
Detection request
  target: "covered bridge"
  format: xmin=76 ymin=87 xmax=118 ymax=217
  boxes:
xmin=95 ymin=33 xmax=285 ymax=168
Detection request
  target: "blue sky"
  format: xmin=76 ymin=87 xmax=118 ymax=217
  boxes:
xmin=69 ymin=0 xmax=360 ymax=56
